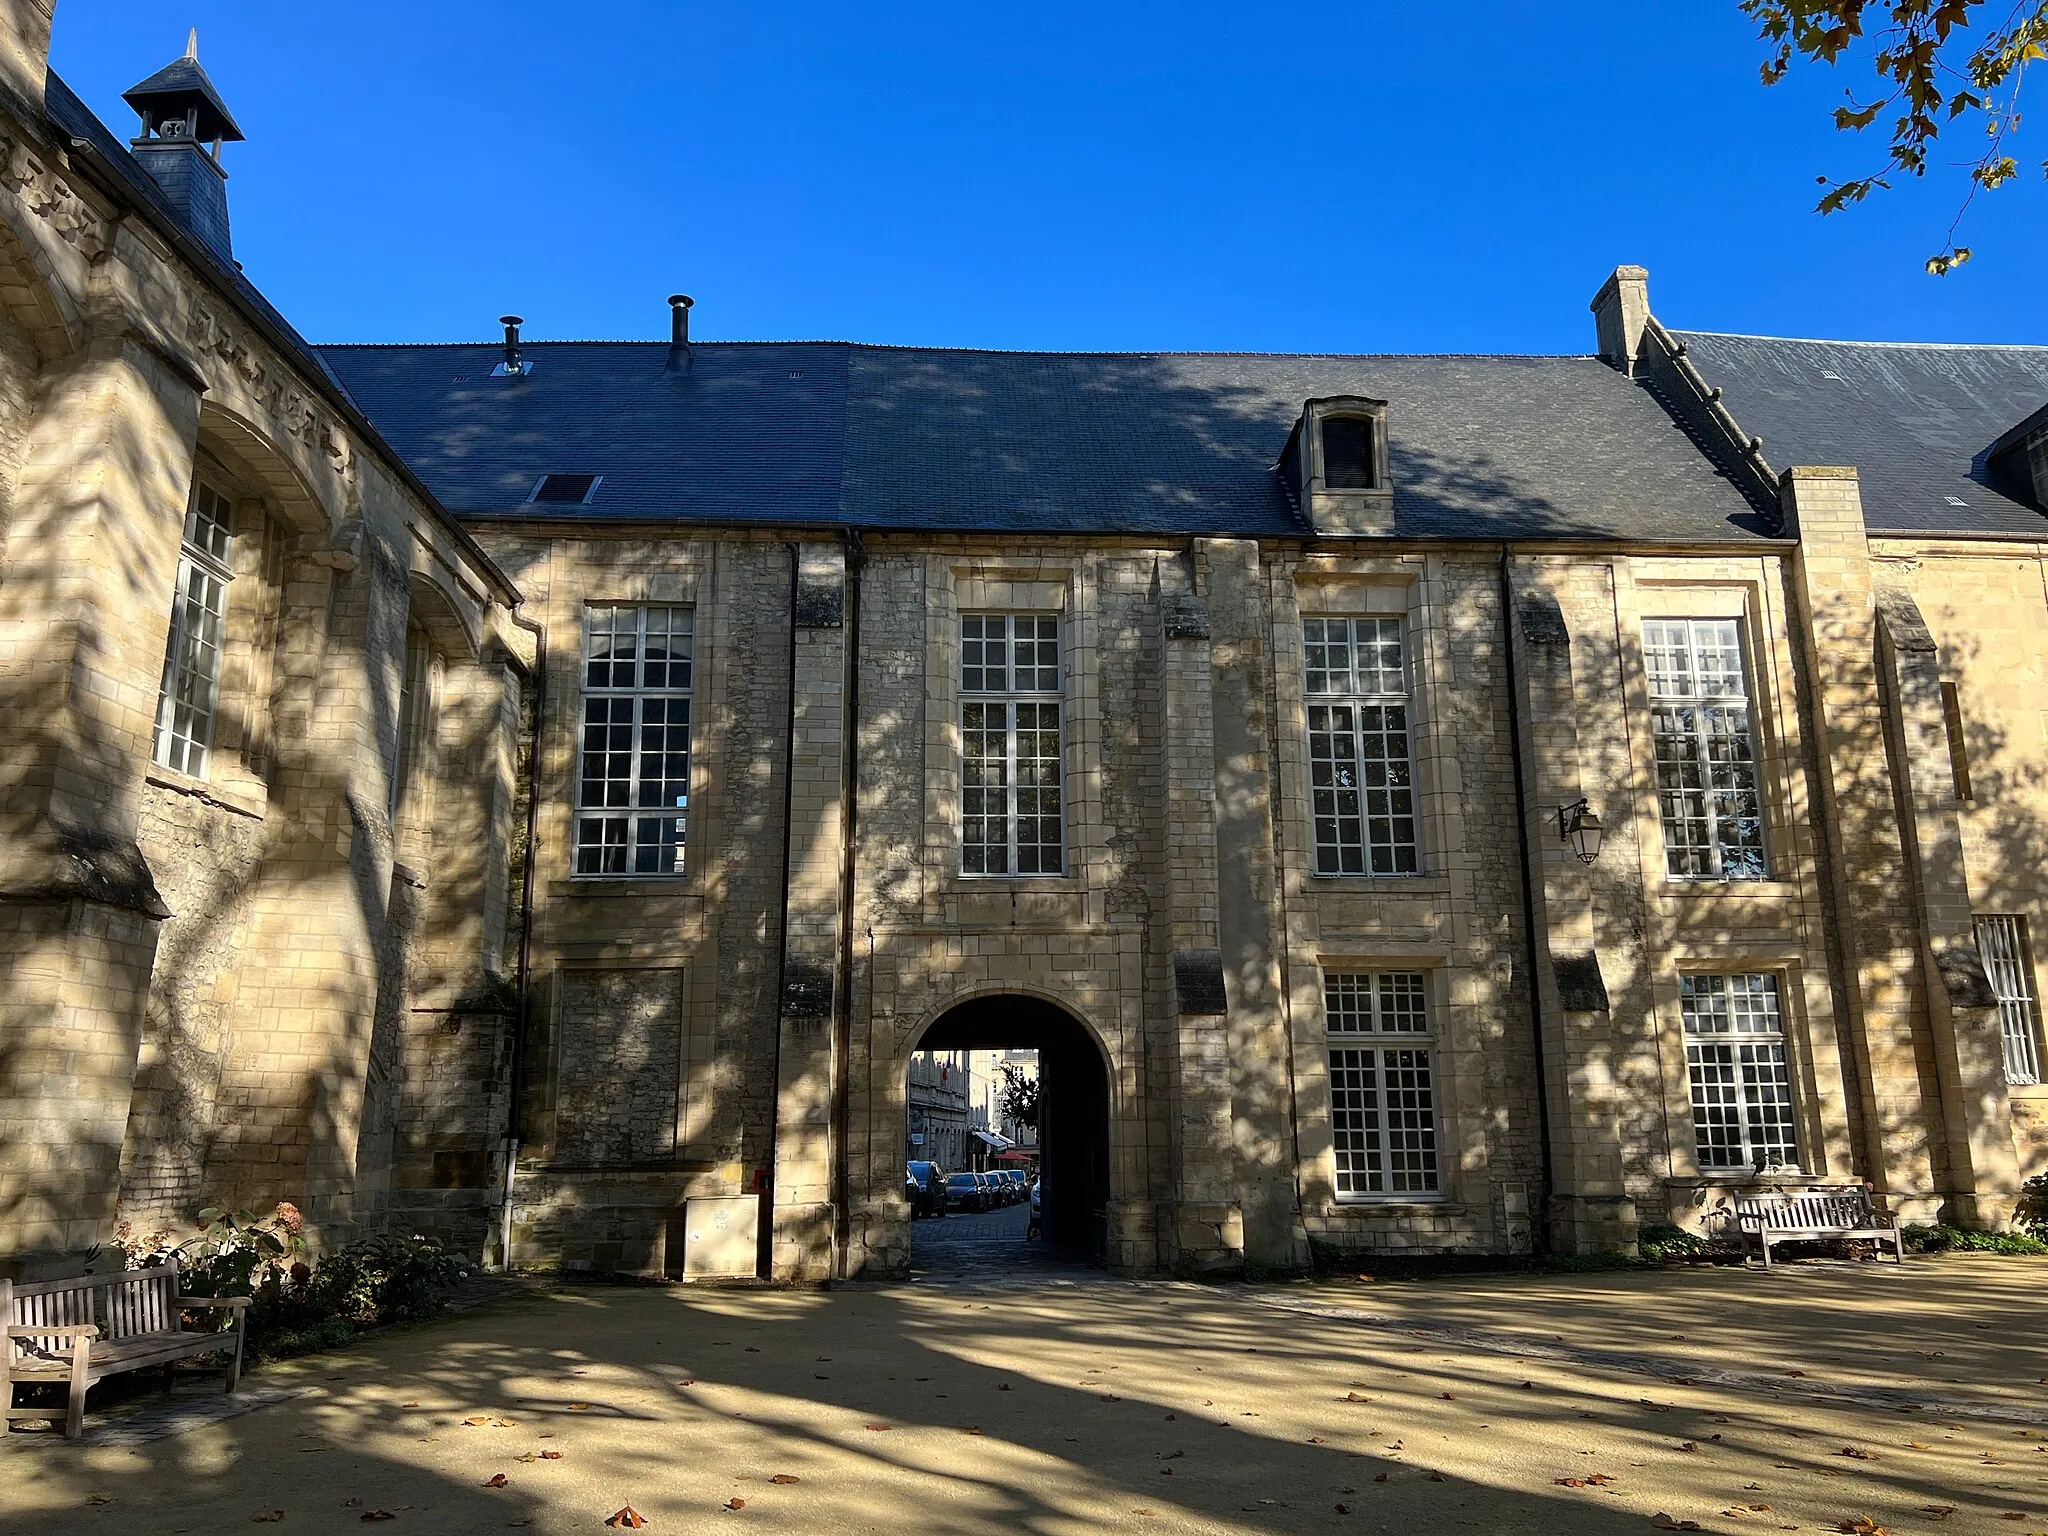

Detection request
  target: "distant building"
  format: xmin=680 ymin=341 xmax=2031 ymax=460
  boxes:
xmin=906 ymin=1050 xmax=971 ymax=1171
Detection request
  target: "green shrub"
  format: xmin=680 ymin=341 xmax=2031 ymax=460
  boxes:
xmin=312 ymin=1232 xmax=471 ymax=1324
xmin=1901 ymin=1223 xmax=2048 ymax=1255
xmin=2016 ymin=1175 xmax=2048 ymax=1238
xmin=1638 ymin=1224 xmax=1712 ymax=1262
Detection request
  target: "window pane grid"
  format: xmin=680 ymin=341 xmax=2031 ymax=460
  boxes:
xmin=153 ymin=481 xmax=235 ymax=779
xmin=575 ymin=605 xmax=693 ymax=877
xmin=1304 ymin=617 xmax=1418 ymax=876
xmin=1976 ymin=915 xmax=2043 ymax=1085
xmin=960 ymin=614 xmax=1064 ymax=876
xmin=1325 ymin=971 xmax=1439 ymax=1198
xmin=1646 ymin=619 xmax=1766 ymax=880
xmin=1681 ymin=973 xmax=1799 ymax=1171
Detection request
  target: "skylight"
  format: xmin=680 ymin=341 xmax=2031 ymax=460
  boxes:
xmin=529 ymin=474 xmax=600 ymax=505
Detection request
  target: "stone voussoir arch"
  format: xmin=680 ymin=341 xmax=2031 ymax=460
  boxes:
xmin=196 ymin=397 xmax=337 ymax=539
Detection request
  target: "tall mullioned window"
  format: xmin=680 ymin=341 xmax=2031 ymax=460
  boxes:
xmin=1976 ymin=915 xmax=2043 ymax=1086
xmin=1304 ymin=616 xmax=1418 ymax=874
xmin=153 ymin=479 xmax=235 ymax=778
xmin=959 ymin=613 xmax=1064 ymax=875
xmin=1682 ymin=973 xmax=1799 ymax=1172
xmin=1644 ymin=618 xmax=1767 ymax=880
xmin=575 ymin=605 xmax=692 ymax=877
xmin=1324 ymin=971 xmax=1440 ymax=1198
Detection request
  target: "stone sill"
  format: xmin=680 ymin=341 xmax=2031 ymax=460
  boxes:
xmin=552 ymin=876 xmax=698 ymax=899
xmin=1655 ymin=879 xmax=1800 ymax=900
xmin=144 ymin=766 xmax=266 ymax=821
xmin=1307 ymin=875 xmax=1453 ymax=894
xmin=2007 ymin=1082 xmax=2048 ymax=1101
xmin=1318 ymin=1201 xmax=1463 ymax=1218
xmin=1664 ymin=1173 xmax=1852 ymax=1191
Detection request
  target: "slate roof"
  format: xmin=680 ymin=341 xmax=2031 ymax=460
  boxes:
xmin=1672 ymin=331 xmax=2048 ymax=538
xmin=316 ymin=342 xmax=1773 ymax=543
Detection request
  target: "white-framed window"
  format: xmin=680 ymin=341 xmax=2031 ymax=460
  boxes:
xmin=1324 ymin=970 xmax=1440 ymax=1199
xmin=1304 ymin=616 xmax=1418 ymax=875
xmin=1976 ymin=915 xmax=2043 ymax=1086
xmin=1644 ymin=618 xmax=1767 ymax=881
xmin=1681 ymin=973 xmax=1799 ymax=1172
xmin=959 ymin=613 xmax=1064 ymax=876
xmin=574 ymin=604 xmax=692 ymax=877
xmin=152 ymin=479 xmax=235 ymax=778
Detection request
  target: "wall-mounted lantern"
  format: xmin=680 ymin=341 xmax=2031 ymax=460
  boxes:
xmin=1556 ymin=798 xmax=1604 ymax=865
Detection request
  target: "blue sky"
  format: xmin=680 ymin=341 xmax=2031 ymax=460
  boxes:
xmin=51 ymin=1 xmax=2048 ymax=352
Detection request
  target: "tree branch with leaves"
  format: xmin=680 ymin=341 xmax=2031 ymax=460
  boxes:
xmin=1743 ymin=0 xmax=2048 ymax=270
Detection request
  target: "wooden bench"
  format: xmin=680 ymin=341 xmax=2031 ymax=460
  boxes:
xmin=4 ymin=1259 xmax=248 ymax=1438
xmin=1733 ymin=1185 xmax=1906 ymax=1268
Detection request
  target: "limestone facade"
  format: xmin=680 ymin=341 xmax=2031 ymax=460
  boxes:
xmin=4 ymin=2 xmax=2048 ymax=1285
xmin=0 ymin=6 xmax=526 ymax=1276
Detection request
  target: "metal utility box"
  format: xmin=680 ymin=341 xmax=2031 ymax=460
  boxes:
xmin=682 ymin=1195 xmax=759 ymax=1277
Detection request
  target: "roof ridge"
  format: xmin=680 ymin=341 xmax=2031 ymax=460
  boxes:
xmin=1675 ymin=328 xmax=2048 ymax=353
xmin=315 ymin=339 xmax=1604 ymax=362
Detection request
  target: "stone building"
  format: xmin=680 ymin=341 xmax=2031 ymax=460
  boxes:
xmin=5 ymin=4 xmax=2048 ymax=1285
xmin=0 ymin=10 xmax=527 ymax=1277
xmin=906 ymin=1048 xmax=971 ymax=1171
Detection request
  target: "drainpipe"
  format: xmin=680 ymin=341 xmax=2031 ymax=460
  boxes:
xmin=761 ymin=542 xmax=803 ymax=1278
xmin=831 ymin=530 xmax=865 ymax=1277
xmin=501 ymin=610 xmax=546 ymax=1274
xmin=1498 ymin=545 xmax=1555 ymax=1253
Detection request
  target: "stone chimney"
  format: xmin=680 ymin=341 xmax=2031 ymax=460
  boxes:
xmin=121 ymin=31 xmax=244 ymax=265
xmin=1590 ymin=265 xmax=1651 ymax=376
xmin=0 ymin=0 xmax=54 ymax=116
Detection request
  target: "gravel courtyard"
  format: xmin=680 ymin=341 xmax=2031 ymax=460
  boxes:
xmin=3 ymin=1258 xmax=2044 ymax=1535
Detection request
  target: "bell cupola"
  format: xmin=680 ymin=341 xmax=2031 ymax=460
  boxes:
xmin=123 ymin=30 xmax=244 ymax=264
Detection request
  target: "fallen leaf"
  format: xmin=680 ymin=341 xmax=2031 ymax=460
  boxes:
xmin=569 ymin=1403 xmax=592 ymax=1412
xmin=482 ymin=1474 xmax=509 ymax=1488
xmin=1100 ymin=1394 xmax=1121 ymax=1402
xmin=1428 ymin=1471 xmax=1446 ymax=1483
xmin=673 ymin=1380 xmax=695 ymax=1388
xmin=1336 ymin=1504 xmax=1351 ymax=1515
xmin=1588 ymin=1474 xmax=1619 ymax=1486
xmin=1838 ymin=1448 xmax=1872 ymax=1461
xmin=962 ymin=1427 xmax=985 ymax=1436
xmin=1521 ymin=1382 xmax=1536 ymax=1390
xmin=345 ymin=1500 xmax=362 ymax=1509
xmin=464 ymin=1416 xmax=491 ymax=1426
xmin=1923 ymin=1509 xmax=1956 ymax=1522
xmin=252 ymin=1516 xmax=284 ymax=1526
xmin=1835 ymin=1520 xmax=1890 ymax=1536
xmin=1680 ymin=1442 xmax=1698 ymax=1453
xmin=1374 ymin=1473 xmax=1388 ymax=1483
xmin=1651 ymin=1517 xmax=1703 ymax=1532
xmin=1440 ymin=1392 xmax=1456 ymax=1401
xmin=607 ymin=1509 xmax=649 ymax=1528
xmin=864 ymin=1423 xmax=892 ymax=1432
xmin=1344 ymin=1392 xmax=1371 ymax=1403
xmin=724 ymin=1499 xmax=746 ymax=1512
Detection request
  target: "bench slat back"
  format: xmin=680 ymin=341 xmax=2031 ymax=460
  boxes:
xmin=1735 ymin=1188 xmax=1874 ymax=1231
xmin=6 ymin=1260 xmax=184 ymax=1347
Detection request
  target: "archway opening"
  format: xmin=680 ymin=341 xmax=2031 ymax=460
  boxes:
xmin=907 ymin=994 xmax=1109 ymax=1274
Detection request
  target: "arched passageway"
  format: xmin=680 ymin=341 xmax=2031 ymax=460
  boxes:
xmin=908 ymin=994 xmax=1110 ymax=1272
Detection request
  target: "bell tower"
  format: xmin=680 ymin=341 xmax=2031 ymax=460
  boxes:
xmin=122 ymin=30 xmax=244 ymax=264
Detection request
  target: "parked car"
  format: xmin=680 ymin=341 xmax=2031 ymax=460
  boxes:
xmin=999 ymin=1170 xmax=1027 ymax=1203
xmin=906 ymin=1160 xmax=947 ymax=1218
xmin=946 ymin=1171 xmax=988 ymax=1212
xmin=1026 ymin=1177 xmax=1042 ymax=1238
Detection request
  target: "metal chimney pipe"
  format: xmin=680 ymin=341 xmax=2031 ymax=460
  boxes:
xmin=500 ymin=314 xmax=524 ymax=375
xmin=664 ymin=294 xmax=693 ymax=372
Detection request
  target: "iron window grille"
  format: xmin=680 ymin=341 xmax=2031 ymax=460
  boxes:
xmin=1975 ymin=915 xmax=2043 ymax=1085
xmin=1681 ymin=973 xmax=1800 ymax=1172
xmin=574 ymin=604 xmax=693 ymax=877
xmin=1644 ymin=618 xmax=1768 ymax=881
xmin=1324 ymin=970 xmax=1440 ymax=1198
xmin=153 ymin=480 xmax=235 ymax=779
xmin=1304 ymin=616 xmax=1419 ymax=874
xmin=959 ymin=613 xmax=1064 ymax=876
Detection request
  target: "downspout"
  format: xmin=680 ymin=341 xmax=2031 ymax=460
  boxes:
xmin=761 ymin=542 xmax=803 ymax=1278
xmin=831 ymin=530 xmax=865 ymax=1276
xmin=502 ymin=611 xmax=546 ymax=1274
xmin=1498 ymin=545 xmax=1555 ymax=1253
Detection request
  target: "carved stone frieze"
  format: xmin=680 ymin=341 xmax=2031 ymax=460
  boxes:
xmin=0 ymin=129 xmax=108 ymax=259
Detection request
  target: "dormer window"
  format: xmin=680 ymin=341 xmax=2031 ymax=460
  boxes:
xmin=1322 ymin=416 xmax=1380 ymax=490
xmin=1281 ymin=396 xmax=1393 ymax=535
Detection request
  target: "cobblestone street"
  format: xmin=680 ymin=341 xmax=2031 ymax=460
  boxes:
xmin=7 ymin=1257 xmax=2047 ymax=1534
